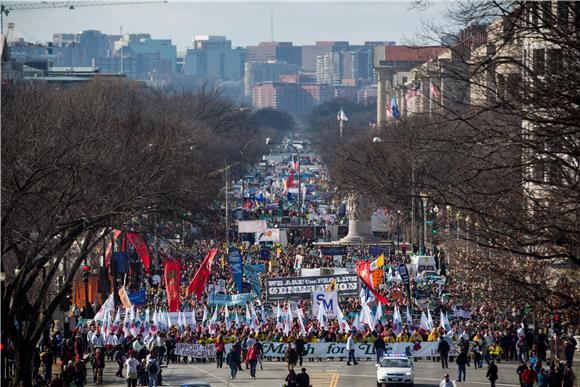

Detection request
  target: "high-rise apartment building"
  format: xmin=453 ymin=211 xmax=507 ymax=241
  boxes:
xmin=301 ymin=41 xmax=349 ymax=73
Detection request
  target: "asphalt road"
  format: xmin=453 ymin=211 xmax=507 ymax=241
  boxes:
xmin=98 ymin=358 xmax=522 ymax=387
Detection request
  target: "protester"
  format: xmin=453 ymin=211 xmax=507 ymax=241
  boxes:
xmin=226 ymin=346 xmax=241 ymax=380
xmin=374 ymin=333 xmax=386 ymax=363
xmin=440 ymin=373 xmax=456 ymax=387
xmin=296 ymin=368 xmax=310 ymax=387
xmin=438 ymin=336 xmax=450 ymax=369
xmin=285 ymin=369 xmax=299 ymax=387
xmin=125 ymin=351 xmax=140 ymax=387
xmin=456 ymin=349 xmax=468 ymax=382
xmin=486 ymin=360 xmax=498 ymax=387
xmin=346 ymin=332 xmax=357 ymax=366
xmin=246 ymin=342 xmax=259 ymax=379
xmin=285 ymin=343 xmax=298 ymax=372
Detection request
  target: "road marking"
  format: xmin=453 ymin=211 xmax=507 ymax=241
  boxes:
xmin=330 ymin=372 xmax=340 ymax=387
xmin=188 ymin=364 xmax=240 ymax=387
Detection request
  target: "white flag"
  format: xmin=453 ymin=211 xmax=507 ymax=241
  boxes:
xmin=166 ymin=312 xmax=173 ymax=329
xmin=375 ymin=302 xmax=383 ymax=322
xmin=353 ymin=312 xmax=361 ymax=331
xmin=337 ymin=306 xmax=351 ymax=333
xmin=427 ymin=308 xmax=434 ymax=331
xmin=419 ymin=311 xmax=430 ymax=331
xmin=202 ymin=306 xmax=208 ymax=328
xmin=337 ymin=108 xmax=349 ymax=122
xmin=234 ymin=311 xmax=240 ymax=328
xmin=406 ymin=306 xmax=413 ymax=326
xmin=245 ymin=304 xmax=252 ymax=322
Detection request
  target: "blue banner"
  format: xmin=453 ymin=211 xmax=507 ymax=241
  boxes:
xmin=287 ymin=192 xmax=298 ymax=201
xmin=207 ymin=293 xmax=254 ymax=306
xmin=244 ymin=264 xmax=263 ymax=297
xmin=321 ymin=246 xmax=347 ymax=256
xmin=368 ymin=246 xmax=386 ymax=257
xmin=260 ymin=249 xmax=271 ymax=260
xmin=128 ymin=290 xmax=146 ymax=305
xmin=227 ymin=248 xmax=244 ymax=293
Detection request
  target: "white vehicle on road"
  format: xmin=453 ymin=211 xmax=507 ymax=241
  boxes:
xmin=376 ymin=354 xmax=414 ymax=387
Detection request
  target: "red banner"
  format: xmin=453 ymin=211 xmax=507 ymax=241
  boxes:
xmin=186 ymin=248 xmax=217 ymax=301
xmin=105 ymin=230 xmax=151 ymax=273
xmin=164 ymin=258 xmax=181 ymax=312
xmin=356 ymin=261 xmax=391 ymax=305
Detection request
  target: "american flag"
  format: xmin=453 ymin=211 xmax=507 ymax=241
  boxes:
xmin=431 ymin=83 xmax=441 ymax=97
xmin=405 ymin=88 xmax=422 ymax=100
xmin=386 ymin=101 xmax=393 ymax=118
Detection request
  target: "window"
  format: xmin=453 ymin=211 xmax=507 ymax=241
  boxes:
xmin=533 ymin=49 xmax=546 ymax=74
xmin=557 ymin=1 xmax=570 ymax=27
xmin=542 ymin=1 xmax=553 ymax=27
xmin=547 ymin=49 xmax=562 ymax=74
xmin=530 ymin=2 xmax=540 ymax=27
xmin=381 ymin=358 xmax=412 ymax=368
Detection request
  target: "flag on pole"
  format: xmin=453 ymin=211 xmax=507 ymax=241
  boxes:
xmin=186 ymin=248 xmax=218 ymax=301
xmin=164 ymin=258 xmax=181 ymax=312
xmin=316 ymin=300 xmax=327 ymax=330
xmin=166 ymin=312 xmax=173 ymax=329
xmin=391 ymin=97 xmax=401 ymax=119
xmin=337 ymin=306 xmax=351 ymax=333
xmin=202 ymin=306 xmax=208 ymax=328
xmin=405 ymin=84 xmax=421 ymax=100
xmin=406 ymin=305 xmax=413 ymax=326
xmin=355 ymin=260 xmax=391 ymax=305
xmin=370 ymin=254 xmax=385 ymax=271
xmin=392 ymin=305 xmax=403 ymax=334
xmin=375 ymin=301 xmax=383 ymax=322
xmin=427 ymin=308 xmax=434 ymax=331
xmin=431 ymin=83 xmax=441 ymax=98
xmin=234 ymin=311 xmax=240 ymax=328
xmin=337 ymin=107 xmax=349 ymax=122
xmin=419 ymin=311 xmax=430 ymax=331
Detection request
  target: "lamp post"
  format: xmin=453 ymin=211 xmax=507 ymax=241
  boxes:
xmin=397 ymin=209 xmax=401 ymax=252
xmin=421 ymin=192 xmax=428 ymax=255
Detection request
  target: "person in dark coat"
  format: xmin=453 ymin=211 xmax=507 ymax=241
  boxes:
xmin=294 ymin=336 xmax=306 ymax=367
xmin=438 ymin=336 xmax=451 ymax=369
xmin=296 ymin=368 xmax=310 ymax=387
xmin=456 ymin=350 xmax=469 ymax=382
xmin=486 ymin=360 xmax=499 ymax=387
xmin=374 ymin=334 xmax=386 ymax=364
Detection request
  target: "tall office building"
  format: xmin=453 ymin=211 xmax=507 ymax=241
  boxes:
xmin=301 ymin=41 xmax=349 ymax=73
xmin=184 ymin=35 xmax=246 ymax=81
xmin=244 ymin=60 xmax=298 ymax=97
xmin=246 ymin=42 xmax=302 ymax=67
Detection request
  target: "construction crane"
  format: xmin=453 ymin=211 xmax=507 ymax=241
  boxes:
xmin=1 ymin=1 xmax=168 ymax=33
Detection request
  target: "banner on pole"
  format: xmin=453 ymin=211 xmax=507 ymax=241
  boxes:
xmin=227 ymin=248 xmax=244 ymax=293
xmin=312 ymin=291 xmax=339 ymax=319
xmin=266 ymin=274 xmax=359 ymax=301
xmin=128 ymin=290 xmax=146 ymax=305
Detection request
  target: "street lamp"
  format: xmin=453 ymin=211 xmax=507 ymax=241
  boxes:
xmin=421 ymin=192 xmax=428 ymax=255
xmin=397 ymin=209 xmax=401 ymax=252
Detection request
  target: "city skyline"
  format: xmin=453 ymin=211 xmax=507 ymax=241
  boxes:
xmin=5 ymin=1 xmax=450 ymax=50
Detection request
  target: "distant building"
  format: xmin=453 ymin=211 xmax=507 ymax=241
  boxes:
xmin=252 ymin=81 xmax=328 ymax=117
xmin=184 ymin=35 xmax=246 ymax=82
xmin=316 ymin=51 xmax=343 ymax=86
xmin=246 ymin=42 xmax=302 ymax=67
xmin=301 ymin=41 xmax=349 ymax=72
xmin=244 ymin=60 xmax=298 ymax=97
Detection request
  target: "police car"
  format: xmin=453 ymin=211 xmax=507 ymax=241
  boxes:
xmin=376 ymin=354 xmax=414 ymax=387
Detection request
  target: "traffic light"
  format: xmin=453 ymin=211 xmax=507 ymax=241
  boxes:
xmin=553 ymin=314 xmax=562 ymax=335
xmin=432 ymin=221 xmax=438 ymax=235
xmin=82 ymin=265 xmax=90 ymax=283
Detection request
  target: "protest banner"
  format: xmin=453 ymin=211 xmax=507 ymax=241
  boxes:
xmin=266 ymin=274 xmax=359 ymax=301
xmin=128 ymin=290 xmax=146 ymax=305
xmin=175 ymin=341 xmax=454 ymax=360
xmin=207 ymin=293 xmax=254 ymax=306
xmin=320 ymin=246 xmax=347 ymax=256
xmin=311 ymin=291 xmax=339 ymax=319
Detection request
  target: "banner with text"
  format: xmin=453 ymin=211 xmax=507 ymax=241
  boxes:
xmin=266 ymin=274 xmax=359 ymax=301
xmin=175 ymin=341 xmax=455 ymax=359
xmin=207 ymin=293 xmax=254 ymax=306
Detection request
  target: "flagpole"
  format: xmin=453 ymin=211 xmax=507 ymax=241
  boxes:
xmin=339 ymin=119 xmax=343 ymax=139
xmin=429 ymin=76 xmax=433 ymax=118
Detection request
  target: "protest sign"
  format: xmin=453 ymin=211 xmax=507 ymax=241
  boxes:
xmin=266 ymin=274 xmax=359 ymax=301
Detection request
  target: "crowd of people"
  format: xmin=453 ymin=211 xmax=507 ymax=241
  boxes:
xmin=3 ymin=142 xmax=577 ymax=387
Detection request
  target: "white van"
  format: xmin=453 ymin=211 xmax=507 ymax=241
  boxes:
xmin=411 ymin=255 xmax=437 ymax=273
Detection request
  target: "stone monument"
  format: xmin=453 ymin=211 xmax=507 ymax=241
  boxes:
xmin=340 ymin=192 xmax=380 ymax=244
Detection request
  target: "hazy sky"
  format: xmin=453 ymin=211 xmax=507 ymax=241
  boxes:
xmin=6 ymin=1 xmax=451 ymax=50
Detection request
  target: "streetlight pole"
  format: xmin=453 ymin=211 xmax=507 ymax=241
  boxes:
xmin=397 ymin=209 xmax=401 ymax=252
xmin=422 ymin=194 xmax=428 ymax=255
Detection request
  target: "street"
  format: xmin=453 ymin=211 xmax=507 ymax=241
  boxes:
xmin=98 ymin=359 xmax=522 ymax=387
